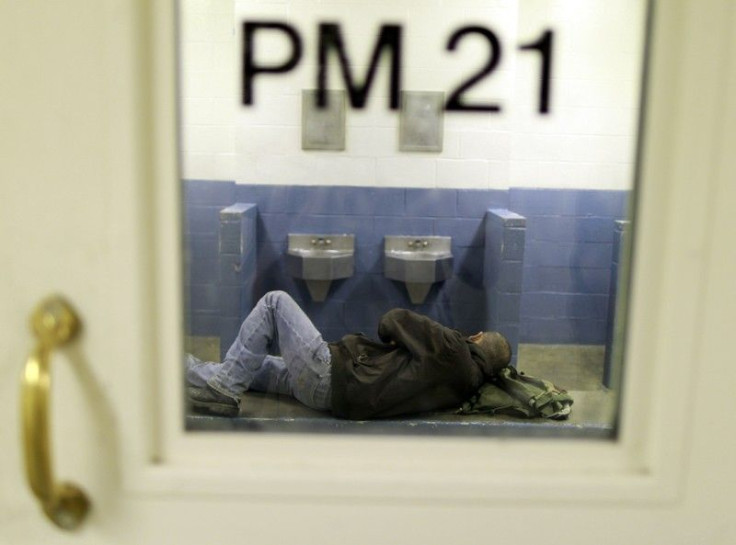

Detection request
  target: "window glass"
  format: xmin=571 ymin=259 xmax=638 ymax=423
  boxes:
xmin=179 ymin=0 xmax=647 ymax=438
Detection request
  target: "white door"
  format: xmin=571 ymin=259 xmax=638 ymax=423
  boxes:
xmin=2 ymin=1 xmax=735 ymax=544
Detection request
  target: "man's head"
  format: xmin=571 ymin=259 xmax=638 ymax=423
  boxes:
xmin=469 ymin=331 xmax=512 ymax=377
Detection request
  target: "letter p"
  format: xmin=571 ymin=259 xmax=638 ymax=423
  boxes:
xmin=242 ymin=22 xmax=302 ymax=105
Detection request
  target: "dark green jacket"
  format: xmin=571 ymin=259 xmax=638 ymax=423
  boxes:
xmin=329 ymin=309 xmax=486 ymax=419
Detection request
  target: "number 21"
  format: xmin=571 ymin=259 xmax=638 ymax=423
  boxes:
xmin=446 ymin=28 xmax=554 ymax=114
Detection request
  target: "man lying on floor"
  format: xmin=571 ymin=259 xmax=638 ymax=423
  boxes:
xmin=186 ymin=290 xmax=511 ymax=420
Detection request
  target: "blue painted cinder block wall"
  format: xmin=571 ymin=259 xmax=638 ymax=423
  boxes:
xmin=183 ymin=180 xmax=628 ymax=350
xmin=510 ymin=188 xmax=629 ymax=344
xmin=248 ymin=184 xmax=508 ymax=342
xmin=183 ymin=180 xmax=236 ymax=337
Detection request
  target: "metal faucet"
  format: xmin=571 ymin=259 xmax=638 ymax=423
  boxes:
xmin=311 ymin=237 xmax=332 ymax=246
xmin=407 ymin=239 xmax=429 ymax=249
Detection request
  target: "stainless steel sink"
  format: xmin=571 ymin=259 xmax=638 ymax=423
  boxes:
xmin=286 ymin=234 xmax=355 ymax=301
xmin=384 ymin=236 xmax=453 ymax=304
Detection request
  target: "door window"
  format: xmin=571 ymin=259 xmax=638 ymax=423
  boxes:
xmin=179 ymin=0 xmax=648 ymax=438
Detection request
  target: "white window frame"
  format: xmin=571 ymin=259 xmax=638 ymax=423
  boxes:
xmin=114 ymin=0 xmax=733 ymax=505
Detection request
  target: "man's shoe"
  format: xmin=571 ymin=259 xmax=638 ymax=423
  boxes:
xmin=187 ymin=385 xmax=240 ymax=417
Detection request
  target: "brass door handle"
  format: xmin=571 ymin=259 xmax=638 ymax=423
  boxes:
xmin=21 ymin=296 xmax=91 ymax=530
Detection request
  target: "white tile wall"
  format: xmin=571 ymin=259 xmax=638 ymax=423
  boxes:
xmin=179 ymin=0 xmax=646 ymax=190
xmin=179 ymin=0 xmax=237 ymax=180
xmin=437 ymin=159 xmax=489 ymax=188
xmin=376 ymin=157 xmax=437 ymax=187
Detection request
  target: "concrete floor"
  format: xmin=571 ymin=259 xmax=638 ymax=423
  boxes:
xmin=185 ymin=338 xmax=618 ymax=438
xmin=517 ymin=344 xmax=606 ymax=390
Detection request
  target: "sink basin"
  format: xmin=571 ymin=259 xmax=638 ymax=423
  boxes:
xmin=384 ymin=236 xmax=453 ymax=303
xmin=286 ymin=234 xmax=355 ymax=301
xmin=383 ymin=250 xmax=449 ymax=261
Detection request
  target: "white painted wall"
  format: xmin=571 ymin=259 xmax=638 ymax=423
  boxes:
xmin=179 ymin=0 xmax=645 ymax=189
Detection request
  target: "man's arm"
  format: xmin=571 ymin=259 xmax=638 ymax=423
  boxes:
xmin=377 ymin=308 xmax=459 ymax=358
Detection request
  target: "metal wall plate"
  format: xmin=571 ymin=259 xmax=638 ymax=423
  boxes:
xmin=399 ymin=91 xmax=445 ymax=152
xmin=301 ymin=90 xmax=346 ymax=151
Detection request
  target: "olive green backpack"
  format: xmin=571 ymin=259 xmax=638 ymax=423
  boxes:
xmin=459 ymin=366 xmax=573 ymax=420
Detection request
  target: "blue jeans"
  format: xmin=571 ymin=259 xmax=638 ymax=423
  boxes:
xmin=186 ymin=291 xmax=332 ymax=411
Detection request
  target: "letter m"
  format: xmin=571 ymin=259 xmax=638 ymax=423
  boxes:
xmin=317 ymin=24 xmax=402 ymax=110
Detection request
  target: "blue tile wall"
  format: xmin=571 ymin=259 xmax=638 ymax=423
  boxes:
xmin=184 ymin=181 xmax=629 ymax=351
xmin=183 ymin=181 xmax=236 ymax=337
xmin=227 ymin=185 xmax=508 ymax=343
xmin=511 ymin=188 xmax=629 ymax=345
